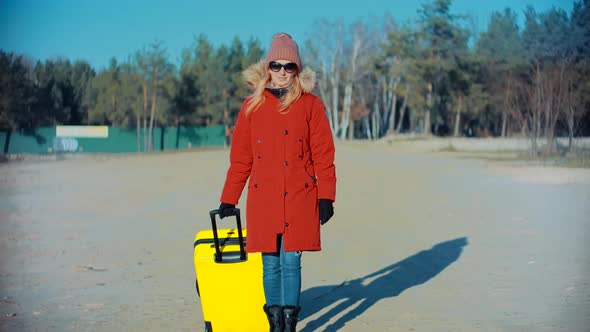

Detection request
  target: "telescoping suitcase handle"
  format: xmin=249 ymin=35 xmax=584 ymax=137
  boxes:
xmin=209 ymin=208 xmax=247 ymax=263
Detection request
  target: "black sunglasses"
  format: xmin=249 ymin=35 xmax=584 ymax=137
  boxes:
xmin=269 ymin=61 xmax=298 ymax=74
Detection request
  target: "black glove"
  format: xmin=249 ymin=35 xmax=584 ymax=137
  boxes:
xmin=218 ymin=202 xmax=235 ymax=219
xmin=319 ymin=199 xmax=334 ymax=225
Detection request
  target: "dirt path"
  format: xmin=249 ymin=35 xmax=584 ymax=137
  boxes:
xmin=1 ymin=143 xmax=589 ymax=331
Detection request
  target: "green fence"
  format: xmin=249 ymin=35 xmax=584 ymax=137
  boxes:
xmin=0 ymin=125 xmax=225 ymax=154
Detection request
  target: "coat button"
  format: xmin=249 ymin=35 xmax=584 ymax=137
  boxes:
xmin=284 ymin=191 xmax=288 ymax=196
xmin=284 ymin=130 xmax=288 ymax=135
xmin=305 ymin=183 xmax=309 ymax=188
xmin=284 ymin=161 xmax=288 ymax=166
xmin=284 ymin=222 xmax=289 ymax=227
xmin=254 ymin=184 xmax=258 ymax=188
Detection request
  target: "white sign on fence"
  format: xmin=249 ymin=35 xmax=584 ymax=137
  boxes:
xmin=56 ymin=126 xmax=108 ymax=138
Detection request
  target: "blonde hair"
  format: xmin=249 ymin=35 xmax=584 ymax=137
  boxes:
xmin=245 ymin=73 xmax=303 ymax=116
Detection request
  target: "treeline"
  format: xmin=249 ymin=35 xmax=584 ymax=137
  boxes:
xmin=1 ymin=0 xmax=589 ymax=154
xmin=303 ymin=0 xmax=589 ymax=155
xmin=0 ymin=35 xmax=262 ymax=152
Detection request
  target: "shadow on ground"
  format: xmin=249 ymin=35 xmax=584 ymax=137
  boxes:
xmin=300 ymin=237 xmax=468 ymax=332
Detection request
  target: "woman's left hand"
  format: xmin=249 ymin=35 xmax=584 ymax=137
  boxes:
xmin=319 ymin=199 xmax=334 ymax=225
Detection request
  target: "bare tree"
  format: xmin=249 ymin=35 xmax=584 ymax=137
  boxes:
xmin=339 ymin=21 xmax=373 ymax=139
xmin=523 ymin=61 xmax=569 ymax=155
xmin=135 ymin=41 xmax=172 ymax=152
xmin=303 ymin=20 xmax=344 ymax=136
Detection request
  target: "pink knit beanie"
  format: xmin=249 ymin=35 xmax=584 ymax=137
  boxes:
xmin=265 ymin=33 xmax=302 ymax=72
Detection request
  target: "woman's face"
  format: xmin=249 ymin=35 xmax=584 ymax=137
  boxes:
xmin=268 ymin=59 xmax=296 ymax=88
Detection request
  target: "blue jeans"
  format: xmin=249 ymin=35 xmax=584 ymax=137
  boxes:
xmin=262 ymin=236 xmax=302 ymax=306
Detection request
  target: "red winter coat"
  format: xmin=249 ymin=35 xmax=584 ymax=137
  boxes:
xmin=220 ymin=63 xmax=336 ymax=253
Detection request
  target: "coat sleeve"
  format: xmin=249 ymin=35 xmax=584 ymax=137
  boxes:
xmin=309 ymin=96 xmax=336 ymax=202
xmin=220 ymin=101 xmax=253 ymax=205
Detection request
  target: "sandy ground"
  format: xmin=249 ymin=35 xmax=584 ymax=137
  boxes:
xmin=1 ymin=142 xmax=589 ymax=332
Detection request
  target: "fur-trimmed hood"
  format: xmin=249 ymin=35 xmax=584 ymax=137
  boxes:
xmin=242 ymin=60 xmax=316 ymax=93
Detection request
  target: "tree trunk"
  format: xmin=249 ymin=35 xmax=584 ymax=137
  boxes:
xmin=330 ymin=75 xmax=340 ymax=136
xmin=424 ymin=112 xmax=431 ymax=136
xmin=424 ymin=83 xmax=433 ymax=135
xmin=564 ymin=70 xmax=577 ymax=151
xmin=136 ymin=106 xmax=141 ymax=152
xmin=148 ymin=67 xmax=159 ymax=152
xmin=566 ymin=95 xmax=575 ymax=151
xmin=501 ymin=111 xmax=507 ymax=137
xmin=387 ymin=79 xmax=399 ymax=134
xmin=223 ymin=87 xmax=229 ymax=148
xmin=348 ymin=119 xmax=355 ymax=139
xmin=329 ymin=21 xmax=344 ymax=136
xmin=317 ymin=61 xmax=334 ymax=133
xmin=530 ymin=63 xmax=542 ymax=155
xmin=548 ymin=62 xmax=567 ymax=155
xmin=395 ymin=91 xmax=408 ymax=133
xmin=111 ymin=95 xmax=117 ymax=114
xmin=148 ymin=90 xmax=157 ymax=152
xmin=142 ymin=82 xmax=148 ymax=152
xmin=339 ymin=82 xmax=353 ymax=140
xmin=567 ymin=104 xmax=575 ymax=151
xmin=329 ymin=34 xmax=342 ymax=137
xmin=453 ymin=95 xmax=463 ymax=137
xmin=3 ymin=129 xmax=11 ymax=154
xmin=501 ymin=74 xmax=514 ymax=138
xmin=372 ymin=97 xmax=380 ymax=140
xmin=223 ymin=87 xmax=228 ymax=125
xmin=410 ymin=107 xmax=416 ymax=133
xmin=381 ymin=77 xmax=388 ymax=131
xmin=363 ymin=116 xmax=371 ymax=140
xmin=175 ymin=116 xmax=181 ymax=150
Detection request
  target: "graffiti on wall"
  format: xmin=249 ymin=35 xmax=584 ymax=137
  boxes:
xmin=53 ymin=137 xmax=80 ymax=152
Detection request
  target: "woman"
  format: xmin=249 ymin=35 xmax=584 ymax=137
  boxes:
xmin=218 ymin=33 xmax=336 ymax=332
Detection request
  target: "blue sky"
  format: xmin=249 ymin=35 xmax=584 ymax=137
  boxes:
xmin=0 ymin=0 xmax=576 ymax=70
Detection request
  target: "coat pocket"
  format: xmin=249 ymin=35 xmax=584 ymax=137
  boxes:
xmin=304 ymin=162 xmax=316 ymax=184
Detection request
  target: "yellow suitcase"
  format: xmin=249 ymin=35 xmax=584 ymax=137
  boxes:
xmin=193 ymin=208 xmax=268 ymax=332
